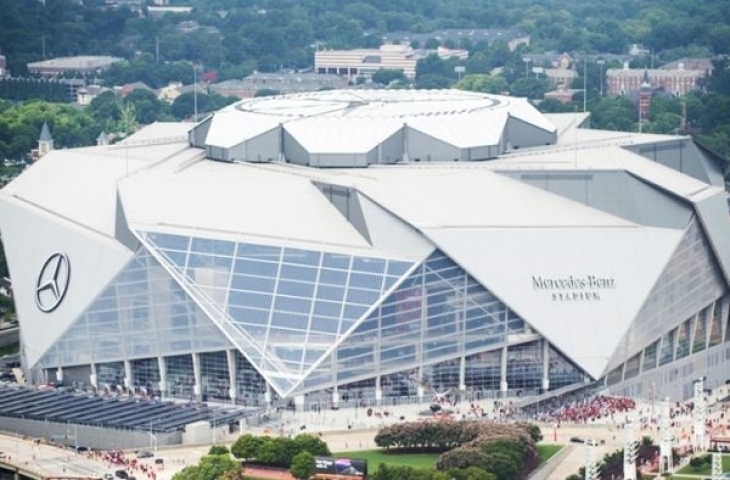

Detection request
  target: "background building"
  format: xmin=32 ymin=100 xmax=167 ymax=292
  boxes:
xmin=315 ymin=44 xmax=468 ymax=79
xmin=210 ymin=73 xmax=350 ymax=99
xmin=27 ymin=55 xmax=123 ymax=77
xmin=607 ymin=61 xmax=709 ymax=96
xmin=1 ymin=90 xmax=728 ymax=410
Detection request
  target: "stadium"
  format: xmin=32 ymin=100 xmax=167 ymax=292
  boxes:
xmin=1 ymin=89 xmax=729 ymax=411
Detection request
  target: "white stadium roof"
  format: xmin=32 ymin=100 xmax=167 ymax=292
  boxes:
xmin=3 ymin=89 xmax=729 ymax=385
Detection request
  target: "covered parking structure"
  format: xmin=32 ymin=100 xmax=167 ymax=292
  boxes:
xmin=0 ymin=385 xmax=256 ymax=449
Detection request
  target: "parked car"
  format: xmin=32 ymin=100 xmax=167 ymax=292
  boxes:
xmin=136 ymin=451 xmax=154 ymax=459
xmin=114 ymin=470 xmax=128 ymax=479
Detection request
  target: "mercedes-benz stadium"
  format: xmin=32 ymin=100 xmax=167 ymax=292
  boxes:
xmin=1 ymin=89 xmax=729 ymax=410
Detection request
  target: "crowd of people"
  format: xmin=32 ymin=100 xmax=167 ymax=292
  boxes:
xmin=86 ymin=448 xmax=160 ymax=480
xmin=536 ymin=394 xmax=637 ymax=424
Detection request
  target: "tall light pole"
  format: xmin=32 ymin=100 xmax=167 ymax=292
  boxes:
xmin=597 ymin=59 xmax=605 ymax=97
xmin=522 ymin=57 xmax=531 ymax=78
xmin=583 ymin=58 xmax=587 ymax=113
xmin=192 ymin=64 xmax=198 ymax=122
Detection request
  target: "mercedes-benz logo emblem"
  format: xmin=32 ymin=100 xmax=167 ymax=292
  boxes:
xmin=35 ymin=252 xmax=71 ymax=313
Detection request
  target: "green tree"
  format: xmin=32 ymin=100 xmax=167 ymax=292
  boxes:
xmin=293 ymin=434 xmax=331 ymax=457
xmin=448 ymin=467 xmax=496 ymax=480
xmin=171 ymin=454 xmax=240 ymax=480
xmin=208 ymin=444 xmax=230 ymax=455
xmin=230 ymin=433 xmax=261 ymax=460
xmin=453 ymin=74 xmax=508 ymax=94
xmin=289 ymin=451 xmax=315 ymax=480
xmin=371 ymin=68 xmax=408 ymax=86
xmin=509 ymin=77 xmax=548 ymax=100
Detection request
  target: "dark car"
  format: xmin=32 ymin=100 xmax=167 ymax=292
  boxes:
xmin=136 ymin=451 xmax=154 ymax=459
xmin=114 ymin=470 xmax=128 ymax=479
xmin=569 ymin=437 xmax=585 ymax=444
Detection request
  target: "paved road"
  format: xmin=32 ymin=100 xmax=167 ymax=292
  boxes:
xmin=0 ymin=434 xmax=110 ymax=479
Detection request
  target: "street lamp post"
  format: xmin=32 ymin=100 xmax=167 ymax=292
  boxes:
xmin=597 ymin=59 xmax=606 ymax=97
xmin=522 ymin=57 xmax=531 ymax=78
xmin=192 ymin=64 xmax=198 ymax=122
xmin=583 ymin=58 xmax=587 ymax=113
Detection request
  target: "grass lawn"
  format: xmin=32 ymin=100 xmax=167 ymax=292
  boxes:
xmin=333 ymin=445 xmax=565 ymax=471
xmin=537 ymin=444 xmax=563 ymax=462
xmin=332 ymin=449 xmax=440 ymax=469
xmin=675 ymin=452 xmax=730 ymax=476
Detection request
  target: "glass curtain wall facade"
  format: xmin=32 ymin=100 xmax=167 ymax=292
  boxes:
xmin=604 ymin=218 xmax=728 ymax=389
xmin=35 ymin=234 xmax=592 ymax=403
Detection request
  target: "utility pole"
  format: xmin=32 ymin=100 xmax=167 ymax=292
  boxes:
xmin=583 ymin=58 xmax=587 ymax=113
xmin=193 ymin=64 xmax=198 ymax=122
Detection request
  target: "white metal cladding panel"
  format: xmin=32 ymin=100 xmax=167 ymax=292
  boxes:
xmin=614 ymin=151 xmax=716 ymax=201
xmin=507 ymin=97 xmax=558 ymax=134
xmin=406 ymin=111 xmax=506 ymax=148
xmin=695 ymin=191 xmax=730 ymax=285
xmin=283 ymin=130 xmax=310 ymax=166
xmin=284 ymin=117 xmax=403 ymax=154
xmin=0 ymin=195 xmax=133 ymax=369
xmin=203 ymin=110 xmax=281 ymax=149
xmin=227 ymin=127 xmax=280 ymax=163
xmin=118 ymin=172 xmax=372 ymax=249
xmin=311 ymin=153 xmax=368 ymax=168
xmin=355 ymin=193 xmax=435 ymax=261
xmin=422 ymin=226 xmax=683 ymax=379
xmin=356 ymin=169 xmax=637 ymax=230
xmin=406 ymin=128 xmax=461 ymax=163
xmin=3 ymin=149 xmax=147 ymax=238
xmin=506 ymin=116 xmax=556 ymax=148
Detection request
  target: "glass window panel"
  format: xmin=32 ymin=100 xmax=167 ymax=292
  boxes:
xmin=230 ymin=274 xmax=276 ymax=292
xmin=282 ymin=248 xmax=321 ymax=266
xmin=280 ymin=264 xmax=318 ymax=283
xmin=625 ymin=354 xmax=641 ymax=379
xmin=161 ymin=250 xmax=187 ymax=269
xmin=387 ymin=260 xmax=411 ymax=277
xmin=277 ymin=280 xmax=315 ymax=298
xmin=352 ymin=257 xmax=385 ymax=274
xmin=426 ymin=254 xmax=455 ymax=271
xmin=659 ymin=329 xmax=676 ymax=366
xmin=642 ymin=341 xmax=658 ymax=372
xmin=345 ymin=287 xmax=379 ymax=305
xmin=709 ymin=299 xmax=723 ymax=347
xmin=313 ymin=300 xmax=342 ymax=318
xmin=309 ymin=316 xmax=340 ymax=334
xmin=675 ymin=319 xmax=691 ymax=359
xmin=228 ymin=306 xmax=269 ymax=325
xmin=320 ymin=269 xmax=348 ymax=286
xmin=322 ymin=252 xmax=350 ymax=270
xmin=233 ymin=259 xmax=279 ymax=277
xmin=343 ymin=304 xmax=368 ymax=321
xmin=465 ymin=336 xmax=502 ymax=351
xmin=148 ymin=232 xmax=189 ymax=251
xmin=228 ymin=290 xmax=273 ymax=309
xmin=317 ymin=285 xmax=345 ymax=302
xmin=693 ymin=309 xmax=708 ymax=354
xmin=274 ymin=296 xmax=312 ymax=313
xmin=349 ymin=272 xmax=384 ymax=290
xmin=188 ymin=253 xmax=232 ymax=270
xmin=380 ymin=345 xmax=416 ymax=363
xmin=237 ymin=243 xmax=281 ymax=261
xmin=191 ymin=237 xmax=235 ymax=257
xmin=271 ymin=311 xmax=309 ymax=330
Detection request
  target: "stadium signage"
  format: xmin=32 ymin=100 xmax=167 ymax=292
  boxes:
xmin=314 ymin=456 xmax=367 ymax=478
xmin=35 ymin=252 xmax=71 ymax=312
xmin=532 ymin=275 xmax=615 ymax=302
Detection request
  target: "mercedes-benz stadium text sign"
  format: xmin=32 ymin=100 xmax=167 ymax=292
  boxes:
xmin=532 ymin=275 xmax=616 ymax=302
